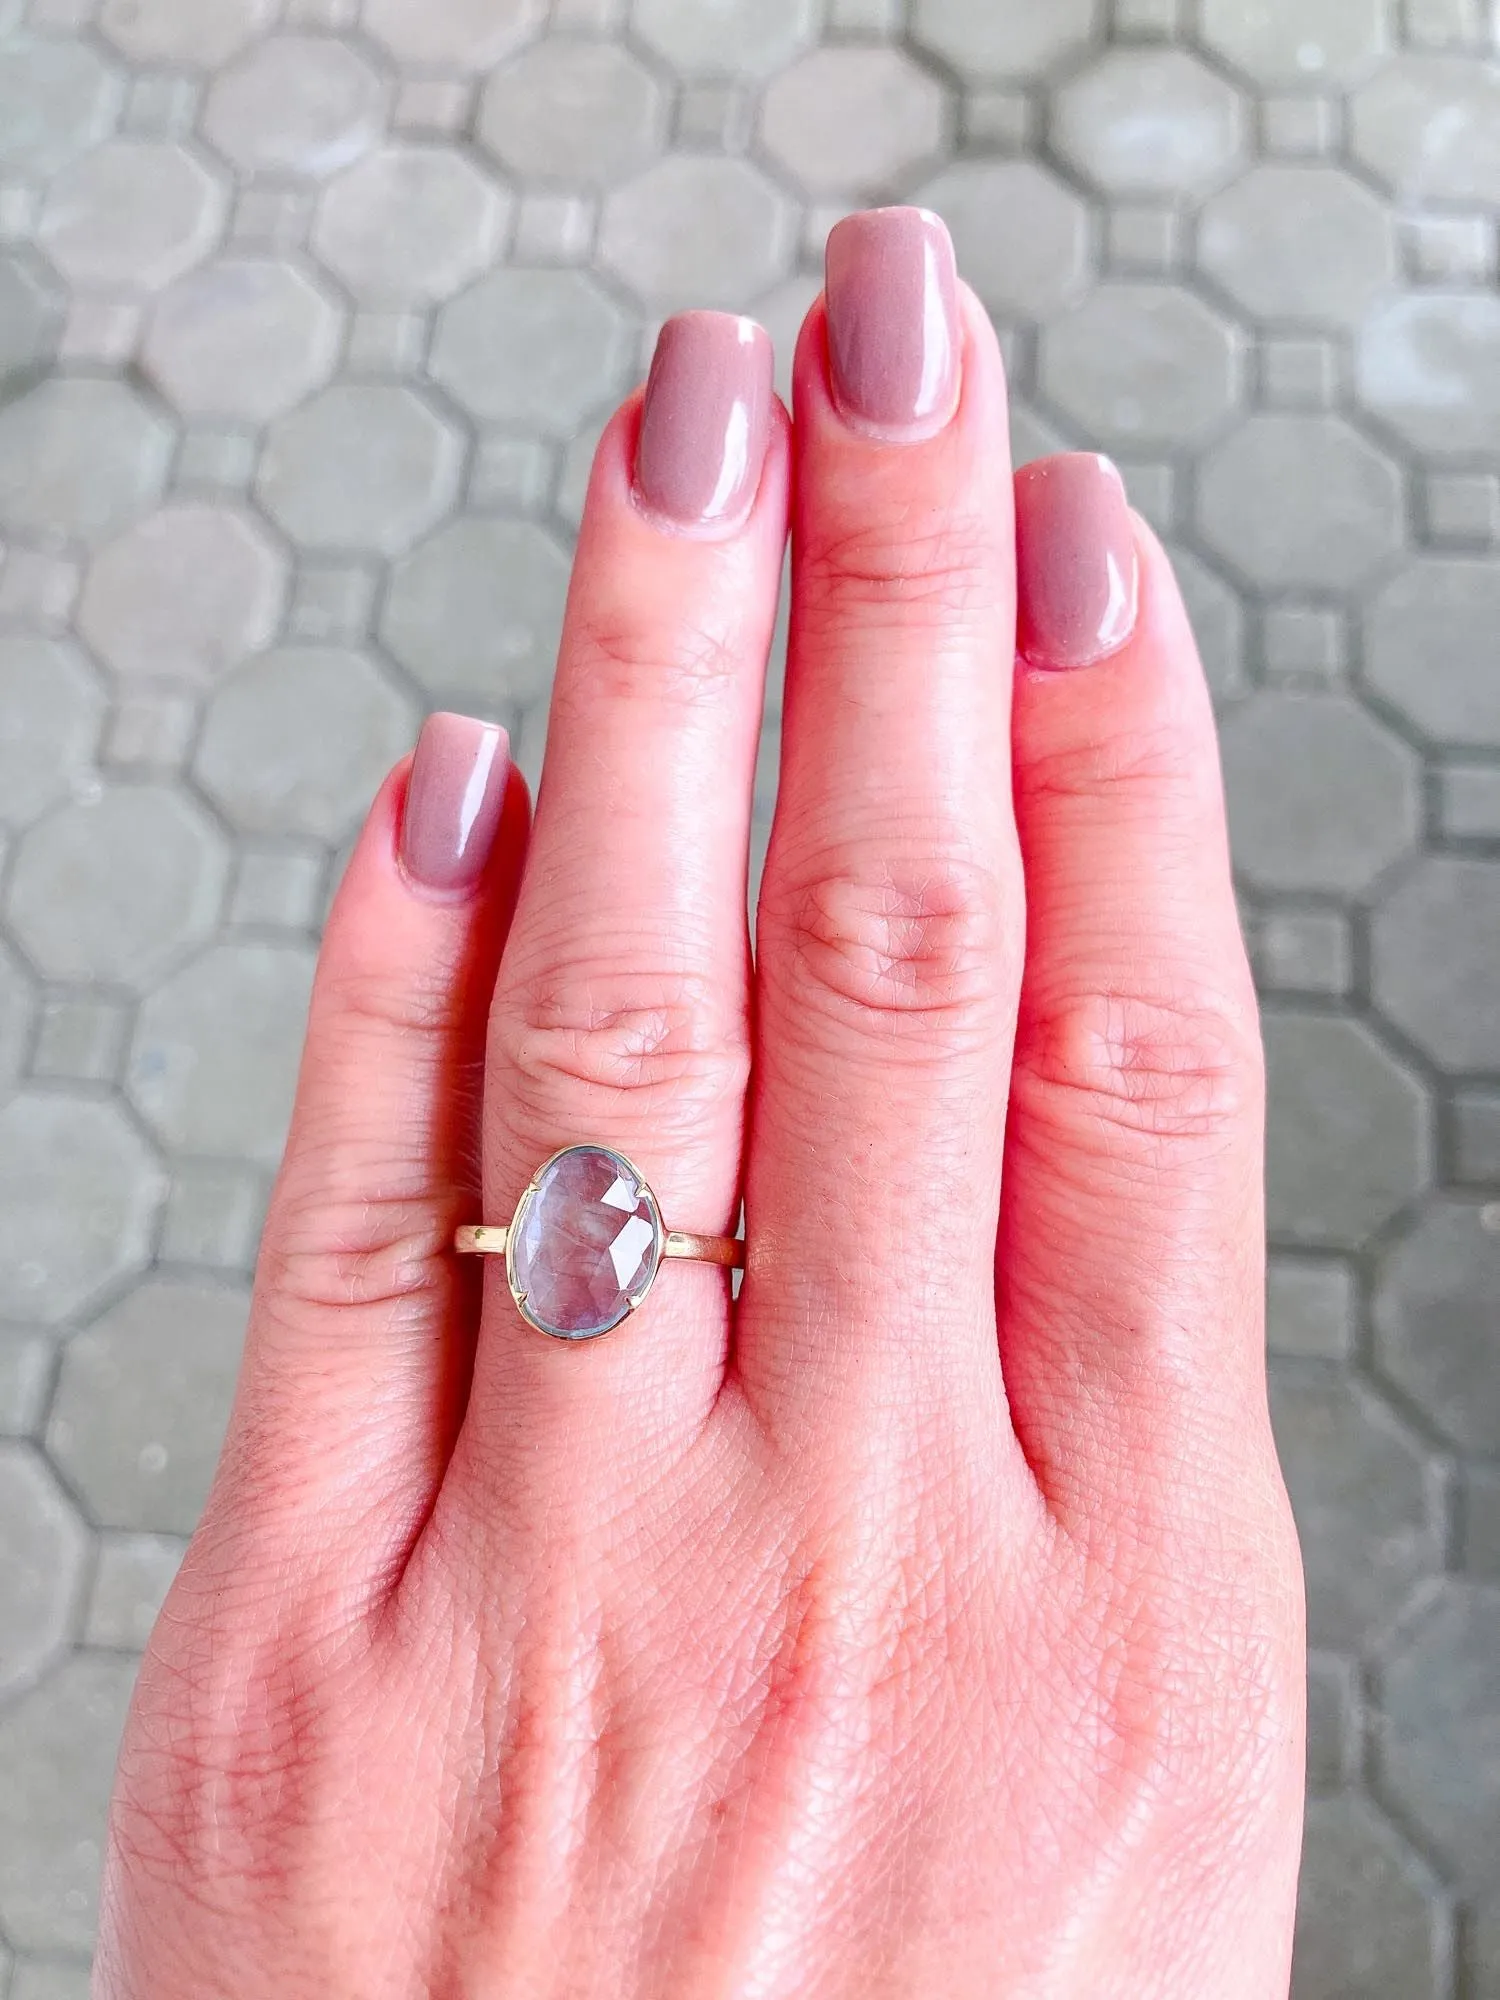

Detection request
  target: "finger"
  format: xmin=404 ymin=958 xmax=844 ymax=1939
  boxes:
xmin=457 ymin=314 xmax=788 ymax=1473
xmin=202 ymin=716 xmax=528 ymax=1597
xmin=998 ymin=457 xmax=1269 ymax=1532
xmin=740 ymin=209 xmax=1030 ymax=1466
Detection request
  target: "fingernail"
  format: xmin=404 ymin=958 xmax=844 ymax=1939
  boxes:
xmin=1015 ymin=454 xmax=1140 ymax=671
xmin=400 ymin=712 xmax=509 ymax=894
xmin=824 ymin=206 xmax=961 ymax=438
xmin=634 ymin=311 xmax=775 ymax=529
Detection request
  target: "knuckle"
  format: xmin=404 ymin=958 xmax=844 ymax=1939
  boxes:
xmin=798 ymin=513 xmax=999 ymax=629
xmin=761 ymin=845 xmax=1007 ymax=1047
xmin=566 ymin=607 xmax=744 ymax=712
xmin=1014 ymin=983 xmax=1263 ymax=1151
xmin=492 ymin=960 xmax=750 ymax=1125
xmin=259 ymin=1181 xmax=462 ymax=1324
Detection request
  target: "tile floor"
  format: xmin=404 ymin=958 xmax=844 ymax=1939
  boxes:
xmin=1 ymin=0 xmax=1498 ymax=1991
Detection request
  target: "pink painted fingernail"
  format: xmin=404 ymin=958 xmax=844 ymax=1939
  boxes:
xmin=400 ymin=712 xmax=509 ymax=894
xmin=1015 ymin=454 xmax=1140 ymax=671
xmin=824 ymin=206 xmax=961 ymax=438
xmin=634 ymin=311 xmax=775 ymax=529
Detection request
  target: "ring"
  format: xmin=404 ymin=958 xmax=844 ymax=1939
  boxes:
xmin=456 ymin=1143 xmax=744 ymax=1342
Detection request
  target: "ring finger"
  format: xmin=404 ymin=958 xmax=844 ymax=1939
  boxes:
xmin=457 ymin=313 xmax=788 ymax=1477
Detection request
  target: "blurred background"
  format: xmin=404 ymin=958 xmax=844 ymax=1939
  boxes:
xmin=0 ymin=0 xmax=1497 ymax=1992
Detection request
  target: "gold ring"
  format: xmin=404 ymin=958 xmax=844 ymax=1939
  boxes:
xmin=456 ymin=1144 xmax=743 ymax=1342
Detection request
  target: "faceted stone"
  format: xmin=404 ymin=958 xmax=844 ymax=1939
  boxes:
xmin=49 ymin=1280 xmax=248 ymax=1535
xmin=632 ymin=0 xmax=819 ymax=77
xmin=1052 ymin=48 xmax=1246 ymax=199
xmin=362 ymin=0 xmax=543 ymax=69
xmin=37 ymin=139 xmax=227 ymax=292
xmin=202 ymin=35 xmax=388 ymax=180
xmin=144 ymin=258 xmax=343 ymax=424
xmin=1373 ymin=859 xmax=1500 ymax=1073
xmin=128 ymin=941 xmax=316 ymax=1163
xmin=1199 ymin=0 xmax=1388 ymax=85
xmin=256 ymin=385 xmax=464 ymax=556
xmin=911 ymin=0 xmax=1099 ymax=79
xmin=0 ymin=35 xmax=122 ymax=177
xmin=1196 ymin=415 xmax=1403 ymax=592
xmin=0 ymin=1653 xmax=137 ymax=1952
xmin=600 ymin=156 xmax=794 ymax=311
xmin=78 ymin=503 xmax=287 ymax=688
xmin=1270 ymin=1363 xmax=1439 ymax=1649
xmin=1375 ymin=1200 xmax=1500 ymax=1453
xmin=479 ymin=39 xmax=666 ymax=184
xmin=1380 ymin=1583 xmax=1500 ymax=1894
xmin=0 ymin=1448 xmax=87 ymax=1698
xmin=1264 ymin=1013 xmax=1430 ymax=1250
xmin=1366 ymin=561 xmax=1500 ymax=748
xmin=1357 ymin=292 xmax=1500 ymax=459
xmin=0 ymin=379 xmax=173 ymax=548
xmin=430 ymin=269 xmax=634 ymax=431
xmin=0 ymin=1094 xmax=162 ymax=1325
xmin=0 ymin=635 xmax=104 ymax=829
xmin=0 ymin=254 xmax=63 ymax=397
xmin=1351 ymin=54 xmax=1500 ymax=204
xmin=7 ymin=787 xmax=227 ymax=989
xmin=1292 ymin=1797 xmax=1441 ymax=1999
xmin=100 ymin=0 xmax=277 ymax=67
xmin=1197 ymin=164 xmax=1396 ymax=326
xmin=312 ymin=144 xmax=509 ymax=305
xmin=511 ymin=1146 xmax=663 ymax=1339
xmin=381 ymin=518 xmax=570 ymax=708
xmin=1220 ymin=693 xmax=1420 ymax=895
xmin=913 ymin=160 xmax=1089 ymax=320
xmin=760 ymin=47 xmax=949 ymax=196
xmin=1038 ymin=283 xmax=1242 ymax=447
xmin=195 ymin=647 xmax=417 ymax=841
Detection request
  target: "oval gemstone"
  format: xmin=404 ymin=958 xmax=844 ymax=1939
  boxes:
xmin=510 ymin=1146 xmax=662 ymax=1340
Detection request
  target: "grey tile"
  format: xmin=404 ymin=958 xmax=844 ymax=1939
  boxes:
xmin=0 ymin=377 xmax=174 ymax=548
xmin=1460 ymin=1465 xmax=1500 ymax=1586
xmin=431 ymin=267 xmax=634 ymax=431
xmin=1406 ymin=210 xmax=1496 ymax=284
xmin=1260 ymin=92 xmax=1341 ymax=159
xmin=201 ymin=34 xmax=389 ymax=180
xmin=36 ymin=137 xmax=226 ymax=291
xmin=1373 ymin=858 xmax=1500 ymax=1073
xmin=0 ymin=34 xmax=122 ymax=177
xmin=128 ymin=940 xmax=315 ymax=1163
xmin=1453 ymin=1091 xmax=1500 ymax=1186
xmin=362 ymin=0 xmax=544 ymax=68
xmin=0 ymin=941 xmax=36 ymax=1095
xmin=479 ymin=37 xmax=667 ymax=183
xmin=914 ymin=159 xmax=1090 ymax=320
xmin=9 ymin=1956 xmax=95 ymax=2000
xmin=1358 ymin=291 xmax=1500 ymax=459
xmin=195 ymin=646 xmax=416 ymax=841
xmin=1267 ymin=1255 xmax=1358 ymax=1360
xmin=1260 ymin=336 xmax=1340 ymax=410
xmin=1375 ymin=1198 xmax=1500 ymax=1452
xmin=1196 ymin=414 xmax=1404 ymax=593
xmin=0 ymin=251 xmax=62 ymax=395
xmin=381 ymin=516 xmax=570 ymax=708
xmin=760 ymin=46 xmax=949 ymax=197
xmin=1305 ymin=1651 xmax=1356 ymax=1792
xmin=1379 ymin=1582 xmax=1500 ymax=1895
xmin=1351 ymin=53 xmax=1500 ymax=203
xmin=631 ymin=0 xmax=819 ymax=77
xmin=6 ymin=787 xmax=228 ymax=989
xmin=0 ymin=1652 xmax=137 ymax=1952
xmin=99 ymin=0 xmax=276 ymax=65
xmin=226 ymin=844 xmax=327 ymax=932
xmin=1423 ymin=471 xmax=1500 ymax=549
xmin=1292 ymin=1795 xmax=1442 ymax=1999
xmin=78 ymin=501 xmax=288 ymax=687
xmin=143 ymin=257 xmax=344 ymax=424
xmin=1258 ymin=909 xmax=1354 ymax=998
xmin=1198 ymin=164 xmax=1397 ymax=326
xmin=159 ymin=1160 xmax=266 ymax=1271
xmin=30 ymin=992 xmax=129 ymax=1086
xmin=84 ymin=1530 xmax=186 ymax=1649
xmin=0 ymin=1445 xmax=86 ymax=1695
xmin=256 ymin=384 xmax=464 ymax=557
xmin=0 ymin=1331 xmax=53 ymax=1440
xmin=1270 ymin=1361 xmax=1440 ymax=1648
xmin=285 ymin=561 xmax=379 ymax=644
xmin=101 ymin=691 xmax=198 ymax=775
xmin=1366 ymin=560 xmax=1500 ymax=748
xmin=1171 ymin=545 xmax=1247 ymax=702
xmin=1052 ymin=47 xmax=1246 ymax=198
xmin=599 ymin=154 xmax=795 ymax=311
xmin=48 ymin=1278 xmax=246 ymax=1534
xmin=1439 ymin=762 xmax=1500 ymax=842
xmin=312 ymin=144 xmax=510 ymax=305
xmin=0 ymin=635 xmax=104 ymax=831
xmin=1222 ymin=692 xmax=1421 ymax=895
xmin=1199 ymin=0 xmax=1390 ymax=86
xmin=0 ymin=549 xmax=81 ymax=632
xmin=1264 ymin=1012 xmax=1431 ymax=1250
xmin=1039 ymin=281 xmax=1242 ymax=447
xmin=910 ymin=0 xmax=1100 ymax=79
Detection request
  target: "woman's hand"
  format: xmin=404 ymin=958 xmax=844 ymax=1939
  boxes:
xmin=97 ymin=208 xmax=1305 ymax=1999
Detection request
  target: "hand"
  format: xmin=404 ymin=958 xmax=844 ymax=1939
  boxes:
xmin=97 ymin=208 xmax=1305 ymax=1999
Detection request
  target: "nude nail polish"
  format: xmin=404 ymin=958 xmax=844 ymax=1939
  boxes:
xmin=634 ymin=311 xmax=775 ymax=529
xmin=400 ymin=712 xmax=509 ymax=894
xmin=1015 ymin=454 xmax=1140 ymax=671
xmin=824 ymin=206 xmax=961 ymax=438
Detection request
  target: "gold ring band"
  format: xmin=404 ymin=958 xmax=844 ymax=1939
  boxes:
xmin=455 ymin=1143 xmax=743 ymax=1342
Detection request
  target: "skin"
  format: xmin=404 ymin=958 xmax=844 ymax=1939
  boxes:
xmin=96 ymin=285 xmax=1306 ymax=1998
